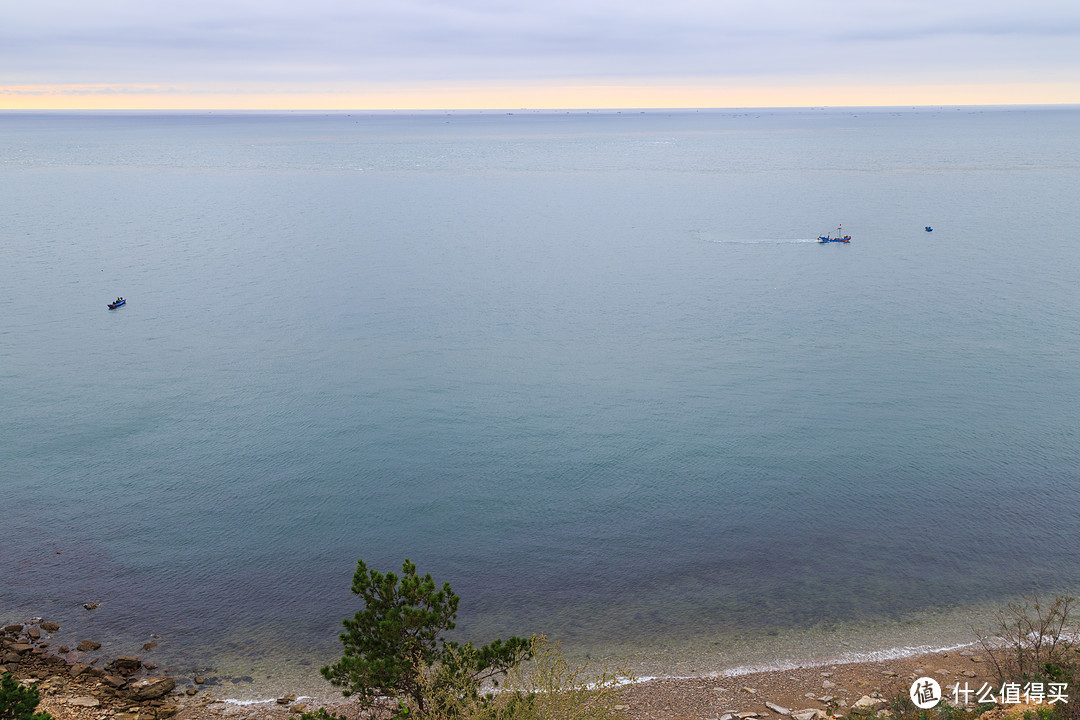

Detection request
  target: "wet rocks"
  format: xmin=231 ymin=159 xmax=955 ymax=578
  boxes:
xmin=40 ymin=621 xmax=60 ymax=633
xmin=112 ymin=655 xmax=143 ymax=674
xmin=77 ymin=639 xmax=102 ymax=652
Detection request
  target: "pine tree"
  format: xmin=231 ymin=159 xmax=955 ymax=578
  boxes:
xmin=321 ymin=559 xmax=532 ymax=715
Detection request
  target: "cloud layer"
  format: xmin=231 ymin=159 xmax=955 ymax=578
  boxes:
xmin=4 ymin=0 xmax=1080 ymax=104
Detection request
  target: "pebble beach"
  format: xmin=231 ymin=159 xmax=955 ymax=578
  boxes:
xmin=4 ymin=617 xmax=1010 ymax=720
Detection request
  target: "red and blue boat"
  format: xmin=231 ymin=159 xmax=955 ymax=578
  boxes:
xmin=818 ymin=224 xmax=851 ymax=243
xmin=108 ymin=298 xmax=126 ymax=309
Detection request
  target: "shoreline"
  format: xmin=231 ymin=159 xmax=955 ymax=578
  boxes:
xmin=4 ymin=617 xmax=1003 ymax=720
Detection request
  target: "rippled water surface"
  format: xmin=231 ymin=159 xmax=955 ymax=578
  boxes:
xmin=3 ymin=107 xmax=1080 ymax=697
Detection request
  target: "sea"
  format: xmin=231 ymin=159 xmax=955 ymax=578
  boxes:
xmin=3 ymin=106 xmax=1080 ymax=699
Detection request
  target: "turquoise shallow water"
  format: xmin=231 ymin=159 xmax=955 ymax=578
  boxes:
xmin=3 ymin=107 xmax=1080 ymax=697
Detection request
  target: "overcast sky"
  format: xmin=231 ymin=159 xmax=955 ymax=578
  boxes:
xmin=4 ymin=0 xmax=1080 ymax=108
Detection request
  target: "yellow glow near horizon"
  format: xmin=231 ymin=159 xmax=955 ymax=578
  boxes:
xmin=3 ymin=81 xmax=1080 ymax=111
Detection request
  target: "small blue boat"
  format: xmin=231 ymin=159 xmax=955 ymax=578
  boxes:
xmin=818 ymin=224 xmax=851 ymax=243
xmin=925 ymin=226 xmax=933 ymax=232
xmin=108 ymin=298 xmax=126 ymax=309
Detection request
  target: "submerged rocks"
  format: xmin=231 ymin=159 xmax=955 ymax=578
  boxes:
xmin=77 ymin=640 xmax=102 ymax=652
xmin=112 ymin=655 xmax=143 ymax=674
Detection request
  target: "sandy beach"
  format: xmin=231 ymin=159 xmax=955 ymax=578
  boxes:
xmin=5 ymin=618 xmax=1005 ymax=720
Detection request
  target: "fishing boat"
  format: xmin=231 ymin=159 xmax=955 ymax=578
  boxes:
xmin=925 ymin=226 xmax=933 ymax=232
xmin=818 ymin=224 xmax=851 ymax=243
xmin=108 ymin=298 xmax=126 ymax=309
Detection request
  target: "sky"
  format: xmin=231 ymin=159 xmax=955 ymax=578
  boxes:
xmin=3 ymin=0 xmax=1080 ymax=109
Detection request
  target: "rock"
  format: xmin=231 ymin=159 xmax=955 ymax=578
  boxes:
xmin=159 ymin=705 xmax=180 ymax=718
xmin=737 ymin=713 xmax=760 ymax=719
xmin=720 ymin=714 xmax=734 ymax=720
xmin=277 ymin=694 xmax=298 ymax=705
xmin=970 ymin=656 xmax=984 ymax=663
xmin=83 ymin=603 xmax=100 ymax=610
xmin=882 ymin=671 xmax=899 ymax=677
xmin=3 ymin=624 xmax=23 ymax=634
xmin=114 ymin=713 xmax=140 ymax=720
xmin=27 ymin=627 xmax=41 ymax=640
xmin=852 ymin=696 xmax=884 ymax=710
xmin=193 ymin=676 xmax=206 ymax=684
xmin=143 ymin=642 xmax=158 ymax=651
xmin=77 ymin=640 xmax=102 ymax=652
xmin=743 ymin=687 xmax=758 ymax=695
xmin=766 ymin=703 xmax=791 ymax=715
xmin=8 ymin=643 xmax=33 ymax=655
xmin=822 ymin=680 xmax=836 ymax=689
xmin=128 ymin=676 xmax=177 ymax=701
xmin=70 ymin=662 xmax=91 ymax=677
xmin=69 ymin=697 xmax=101 ymax=708
xmin=961 ymin=670 xmax=978 ymax=678
xmin=792 ymin=710 xmax=822 ymax=720
xmin=291 ymin=705 xmax=309 ymax=715
xmin=186 ymin=688 xmax=198 ymax=696
xmin=104 ymin=675 xmax=128 ymax=689
xmin=113 ymin=656 xmax=143 ymax=673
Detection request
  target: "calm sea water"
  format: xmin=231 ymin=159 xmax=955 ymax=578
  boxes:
xmin=3 ymin=107 xmax=1080 ymax=696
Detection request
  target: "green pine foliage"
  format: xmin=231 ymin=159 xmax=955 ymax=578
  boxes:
xmin=0 ymin=673 xmax=53 ymax=720
xmin=321 ymin=559 xmax=532 ymax=715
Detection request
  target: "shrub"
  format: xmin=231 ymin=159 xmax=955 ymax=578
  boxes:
xmin=488 ymin=635 xmax=633 ymax=720
xmin=297 ymin=709 xmax=349 ymax=720
xmin=396 ymin=635 xmax=633 ymax=720
xmin=976 ymin=596 xmax=1080 ymax=687
xmin=0 ymin=673 xmax=53 ymax=720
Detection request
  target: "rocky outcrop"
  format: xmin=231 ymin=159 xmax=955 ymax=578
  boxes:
xmin=0 ymin=615 xmax=186 ymax=716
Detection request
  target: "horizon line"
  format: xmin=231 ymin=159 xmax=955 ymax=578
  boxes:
xmin=4 ymin=102 xmax=1080 ymax=114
